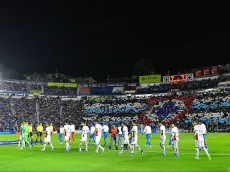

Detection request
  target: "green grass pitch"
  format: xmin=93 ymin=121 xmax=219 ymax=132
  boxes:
xmin=0 ymin=133 xmax=229 ymax=172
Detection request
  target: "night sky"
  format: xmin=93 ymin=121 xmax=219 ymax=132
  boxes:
xmin=0 ymin=2 xmax=229 ymax=79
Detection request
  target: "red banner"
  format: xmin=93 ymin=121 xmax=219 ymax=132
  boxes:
xmin=203 ymin=68 xmax=210 ymax=76
xmin=195 ymin=70 xmax=202 ymax=77
xmin=211 ymin=66 xmax=218 ymax=74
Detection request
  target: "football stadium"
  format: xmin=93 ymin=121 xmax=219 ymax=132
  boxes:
xmin=0 ymin=65 xmax=230 ymax=172
xmin=1 ymin=2 xmax=230 ymax=172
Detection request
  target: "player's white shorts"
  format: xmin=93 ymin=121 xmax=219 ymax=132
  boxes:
xmin=172 ymin=140 xmax=178 ymax=147
xmin=44 ymin=137 xmax=51 ymax=143
xmin=160 ymin=135 xmax=166 ymax=145
xmin=195 ymin=140 xmax=205 ymax=148
xmin=131 ymin=137 xmax=138 ymax=145
xmin=65 ymin=135 xmax=70 ymax=142
xmin=95 ymin=136 xmax=101 ymax=144
xmin=122 ymin=136 xmax=129 ymax=144
xmin=18 ymin=135 xmax=22 ymax=141
xmin=80 ymin=136 xmax=87 ymax=142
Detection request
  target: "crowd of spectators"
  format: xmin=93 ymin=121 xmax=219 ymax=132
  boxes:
xmin=0 ymin=89 xmax=229 ymax=132
xmin=0 ymin=80 xmax=43 ymax=92
xmin=0 ymin=97 xmax=14 ymax=131
xmin=0 ymin=77 xmax=230 ymax=132
xmin=43 ymin=86 xmax=77 ymax=95
xmin=136 ymin=78 xmax=220 ymax=94
xmin=82 ymin=97 xmax=148 ymax=125
xmin=0 ymin=80 xmax=77 ymax=95
xmin=0 ymin=96 xmax=83 ymax=131
xmin=0 ymin=77 xmax=220 ymax=96
xmin=182 ymin=90 xmax=230 ymax=132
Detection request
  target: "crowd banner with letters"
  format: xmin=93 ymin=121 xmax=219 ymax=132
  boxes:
xmin=203 ymin=68 xmax=210 ymax=76
xmin=195 ymin=66 xmax=218 ymax=77
xmin=211 ymin=66 xmax=218 ymax=74
xmin=47 ymin=82 xmax=78 ymax=88
xmin=195 ymin=70 xmax=202 ymax=77
xmin=139 ymin=75 xmax=161 ymax=83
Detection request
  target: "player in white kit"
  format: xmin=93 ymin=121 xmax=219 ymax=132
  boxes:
xmin=159 ymin=123 xmax=166 ymax=156
xmin=41 ymin=123 xmax=54 ymax=151
xmin=89 ymin=124 xmax=96 ymax=145
xmin=64 ymin=122 xmax=71 ymax=152
xmin=94 ymin=122 xmax=105 ymax=153
xmin=70 ymin=123 xmax=75 ymax=144
xmin=78 ymin=122 xmax=89 ymax=152
xmin=58 ymin=125 xmax=64 ymax=144
xmin=143 ymin=124 xmax=152 ymax=147
xmin=120 ymin=122 xmax=130 ymax=154
xmin=130 ymin=121 xmax=143 ymax=155
xmin=117 ymin=124 xmax=122 ymax=145
xmin=199 ymin=121 xmax=208 ymax=150
xmin=102 ymin=123 xmax=109 ymax=145
xmin=192 ymin=122 xmax=211 ymax=160
xmin=170 ymin=124 xmax=179 ymax=157
xmin=16 ymin=122 xmax=23 ymax=148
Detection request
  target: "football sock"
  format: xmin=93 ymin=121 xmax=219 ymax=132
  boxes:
xmin=196 ymin=148 xmax=199 ymax=157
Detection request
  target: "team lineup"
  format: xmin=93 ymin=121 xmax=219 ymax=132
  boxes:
xmin=16 ymin=120 xmax=211 ymax=160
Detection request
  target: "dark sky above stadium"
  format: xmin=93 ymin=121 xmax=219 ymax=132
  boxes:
xmin=0 ymin=2 xmax=229 ymax=79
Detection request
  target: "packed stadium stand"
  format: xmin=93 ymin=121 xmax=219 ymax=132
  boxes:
xmin=0 ymin=66 xmax=230 ymax=132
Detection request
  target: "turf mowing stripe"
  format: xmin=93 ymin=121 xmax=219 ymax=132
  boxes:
xmin=0 ymin=153 xmax=38 ymax=165
xmin=146 ymin=151 xmax=230 ymax=155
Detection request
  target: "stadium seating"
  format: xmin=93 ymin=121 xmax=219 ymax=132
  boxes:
xmin=43 ymin=86 xmax=77 ymax=95
xmin=0 ymin=76 xmax=230 ymax=132
xmin=136 ymin=78 xmax=219 ymax=94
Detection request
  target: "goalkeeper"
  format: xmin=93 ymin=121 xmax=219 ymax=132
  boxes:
xmin=20 ymin=120 xmax=32 ymax=149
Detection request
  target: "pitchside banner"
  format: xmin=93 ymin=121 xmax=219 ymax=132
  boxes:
xmin=139 ymin=75 xmax=161 ymax=83
xmin=48 ymin=82 xmax=78 ymax=88
xmin=0 ymin=131 xmax=15 ymax=134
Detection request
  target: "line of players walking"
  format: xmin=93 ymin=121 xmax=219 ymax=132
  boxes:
xmin=16 ymin=121 xmax=55 ymax=151
xmin=17 ymin=120 xmax=211 ymax=160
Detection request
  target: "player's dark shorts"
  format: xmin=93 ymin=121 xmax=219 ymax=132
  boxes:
xmin=29 ymin=132 xmax=33 ymax=137
xmin=90 ymin=134 xmax=95 ymax=138
xmin=146 ymin=134 xmax=151 ymax=140
xmin=37 ymin=132 xmax=42 ymax=137
xmin=103 ymin=132 xmax=108 ymax=138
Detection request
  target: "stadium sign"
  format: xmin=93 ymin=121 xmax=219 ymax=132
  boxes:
xmin=139 ymin=75 xmax=161 ymax=83
xmin=163 ymin=73 xmax=194 ymax=83
xmin=48 ymin=82 xmax=78 ymax=88
xmin=29 ymin=89 xmax=42 ymax=94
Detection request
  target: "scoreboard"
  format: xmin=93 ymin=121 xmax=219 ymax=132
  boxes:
xmin=163 ymin=73 xmax=194 ymax=83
